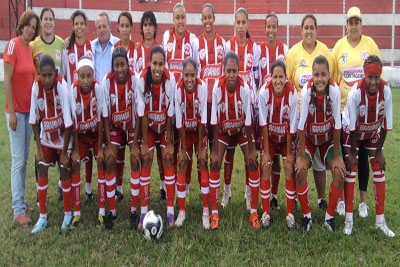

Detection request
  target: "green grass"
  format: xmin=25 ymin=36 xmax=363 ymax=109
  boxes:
xmin=0 ymin=82 xmax=399 ymax=266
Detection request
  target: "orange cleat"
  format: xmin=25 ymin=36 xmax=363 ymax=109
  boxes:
xmin=249 ymin=212 xmax=261 ymax=229
xmin=210 ymin=213 xmax=219 ymax=230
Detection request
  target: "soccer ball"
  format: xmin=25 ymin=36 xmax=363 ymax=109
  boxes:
xmin=142 ymin=210 xmax=163 ymax=241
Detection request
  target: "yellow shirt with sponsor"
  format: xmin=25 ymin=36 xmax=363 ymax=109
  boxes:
xmin=31 ymin=35 xmax=64 ymax=77
xmin=331 ymin=35 xmax=381 ymax=110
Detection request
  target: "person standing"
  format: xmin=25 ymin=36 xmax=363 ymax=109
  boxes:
xmin=332 ymin=6 xmax=381 ymax=217
xmin=4 ymin=9 xmax=40 ymax=227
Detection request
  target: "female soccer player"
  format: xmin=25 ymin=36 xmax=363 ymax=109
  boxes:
xmin=224 ymin=7 xmax=261 ymax=210
xmin=258 ymin=60 xmax=298 ymax=229
xmin=209 ymin=51 xmax=259 ymax=230
xmin=342 ymin=55 xmax=394 ymax=237
xmin=102 ymin=46 xmax=140 ymax=229
xmin=29 ymin=55 xmax=73 ymax=233
xmin=295 ymin=55 xmax=345 ymax=233
xmin=137 ymin=45 xmax=176 ymax=228
xmin=175 ymin=57 xmax=209 ymax=229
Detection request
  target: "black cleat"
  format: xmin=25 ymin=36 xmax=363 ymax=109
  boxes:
xmin=301 ymin=217 xmax=312 ymax=232
xmin=130 ymin=211 xmax=138 ymax=230
xmin=115 ymin=191 xmax=124 ymax=202
xmin=86 ymin=192 xmax=94 ymax=202
xmin=318 ymin=199 xmax=328 ymax=210
xmin=105 ymin=212 xmax=117 ymax=230
xmin=270 ymin=197 xmax=280 ymax=210
xmin=159 ymin=189 xmax=166 ymax=200
xmin=324 ymin=218 xmax=336 ymax=233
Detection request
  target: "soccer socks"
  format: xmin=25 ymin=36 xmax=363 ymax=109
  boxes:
xmin=85 ymin=156 xmax=93 ymax=187
xmin=260 ymin=178 xmax=271 ymax=214
xmin=297 ymin=183 xmax=311 ymax=216
xmin=105 ymin=171 xmax=116 ymax=213
xmin=285 ymin=178 xmax=296 ymax=215
xmin=116 ymin=155 xmax=125 ymax=193
xmin=248 ymin=170 xmax=260 ymax=213
xmin=164 ymin=166 xmax=176 ymax=209
xmin=140 ymin=167 xmax=151 ymax=207
xmin=37 ymin=177 xmax=49 ymax=216
xmin=344 ymin=164 xmax=357 ymax=213
xmin=209 ymin=170 xmax=220 ymax=214
xmin=200 ymin=169 xmax=210 ymax=213
xmin=61 ymin=179 xmax=72 ymax=213
xmin=371 ymin=157 xmax=385 ymax=216
xmin=326 ymin=183 xmax=342 ymax=219
xmin=223 ymin=154 xmax=234 ymax=187
xmin=71 ymin=173 xmax=81 ymax=216
xmin=98 ymin=170 xmax=106 ymax=216
xmin=177 ymin=172 xmax=186 ymax=212
xmin=271 ymin=163 xmax=281 ymax=196
xmin=130 ymin=170 xmax=140 ymax=212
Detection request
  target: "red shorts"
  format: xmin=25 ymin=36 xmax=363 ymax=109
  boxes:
xmin=109 ymin=126 xmax=135 ymax=147
xmin=39 ymin=145 xmax=62 ymax=166
xmin=147 ymin=128 xmax=168 ymax=150
xmin=179 ymin=131 xmax=208 ymax=160
xmin=77 ymin=132 xmax=100 ymax=162
xmin=218 ymin=127 xmax=252 ymax=148
xmin=342 ymin=128 xmax=381 ymax=150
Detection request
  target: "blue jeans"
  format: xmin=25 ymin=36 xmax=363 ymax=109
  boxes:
xmin=5 ymin=112 xmax=32 ymax=216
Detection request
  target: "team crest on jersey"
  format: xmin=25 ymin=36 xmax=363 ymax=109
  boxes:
xmin=341 ymin=53 xmax=348 ymax=64
xmin=308 ymin=103 xmax=315 ymax=116
xmin=127 ymin=91 xmax=133 ymax=105
xmin=55 ymin=95 xmax=61 ymax=109
xmin=161 ymin=92 xmax=167 ymax=106
xmin=199 ymin=49 xmax=206 ymax=61
xmin=359 ymin=105 xmax=366 ymax=117
xmin=110 ymin=94 xmax=116 ymax=106
xmin=38 ymin=98 xmax=45 ymax=111
xmin=277 ymin=54 xmax=286 ymax=62
xmin=282 ymin=105 xmax=290 ymax=119
xmin=194 ymin=99 xmax=199 ymax=115
xmin=217 ymin=45 xmax=224 ymax=60
xmin=260 ymin=58 xmax=267 ymax=69
xmin=56 ymin=50 xmax=62 ymax=62
xmin=370 ymin=135 xmax=378 ymax=144
xmin=378 ymin=100 xmax=385 ymax=115
xmin=90 ymin=98 xmax=97 ymax=112
xmin=68 ymin=53 xmax=76 ymax=65
xmin=246 ymin=54 xmax=254 ymax=68
xmin=184 ymin=43 xmax=191 ymax=56
xmin=237 ymin=100 xmax=243 ymax=115
xmin=219 ymin=102 xmax=226 ymax=113
xmin=180 ymin=101 xmax=185 ymax=113
xmin=75 ymin=102 xmax=82 ymax=115
xmin=137 ymin=58 xmax=144 ymax=70
xmin=300 ymin=60 xmax=306 ymax=68
xmin=144 ymin=91 xmax=152 ymax=104
xmin=360 ymin=51 xmax=369 ymax=62
xmin=166 ymin=43 xmax=173 ymax=53
xmin=86 ymin=50 xmax=94 ymax=60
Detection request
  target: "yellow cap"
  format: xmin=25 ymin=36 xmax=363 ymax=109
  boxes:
xmin=347 ymin=6 xmax=362 ymax=21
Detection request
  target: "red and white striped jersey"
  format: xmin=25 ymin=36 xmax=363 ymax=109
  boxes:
xmin=343 ymin=78 xmax=392 ymax=140
xmin=162 ymin=29 xmax=196 ymax=82
xmin=112 ymin=40 xmax=136 ymax=73
xmin=70 ymin=79 xmax=107 ymax=134
xmin=192 ymin=33 xmax=227 ymax=104
xmin=226 ymin=36 xmax=260 ymax=103
xmin=137 ymin=68 xmax=175 ymax=134
xmin=29 ymin=74 xmax=72 ymax=149
xmin=210 ymin=76 xmax=252 ymax=136
xmin=62 ymin=40 xmax=94 ymax=88
xmin=258 ymin=40 xmax=288 ymax=86
xmin=175 ymin=77 xmax=207 ymax=131
xmin=298 ymin=79 xmax=342 ymax=146
xmin=103 ymin=70 xmax=138 ymax=131
xmin=134 ymin=42 xmax=157 ymax=74
xmin=258 ymin=81 xmax=298 ymax=144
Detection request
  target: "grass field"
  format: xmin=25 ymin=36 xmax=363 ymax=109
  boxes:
xmin=0 ymin=82 xmax=399 ymax=266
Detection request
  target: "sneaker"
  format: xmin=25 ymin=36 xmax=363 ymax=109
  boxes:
xmin=96 ymin=214 xmax=105 ymax=228
xmin=358 ymin=202 xmax=369 ymax=218
xmin=260 ymin=212 xmax=270 ymax=229
xmin=286 ymin=213 xmax=295 ymax=229
xmin=61 ymin=213 xmax=72 ymax=230
xmin=221 ymin=192 xmax=231 ymax=208
xmin=14 ymin=213 xmax=32 ymax=227
xmin=210 ymin=213 xmax=219 ymax=230
xmin=159 ymin=189 xmax=166 ymax=200
xmin=324 ymin=218 xmax=336 ymax=233
xmin=71 ymin=215 xmax=81 ymax=229
xmin=138 ymin=213 xmax=146 ymax=230
xmin=318 ymin=199 xmax=328 ymax=209
xmin=301 ymin=217 xmax=312 ymax=232
xmin=31 ymin=217 xmax=48 ymax=234
xmin=244 ymin=191 xmax=251 ymax=210
xmin=343 ymin=218 xmax=353 ymax=235
xmin=202 ymin=214 xmax=210 ymax=229
xmin=336 ymin=200 xmax=345 ymax=216
xmin=175 ymin=213 xmax=186 ymax=227
xmin=105 ymin=212 xmax=117 ymax=230
xmin=270 ymin=197 xmax=280 ymax=210
xmin=167 ymin=213 xmax=174 ymax=228
xmin=376 ymin=220 xmax=395 ymax=237
xmin=129 ymin=211 xmax=138 ymax=230
xmin=115 ymin=191 xmax=124 ymax=202
xmin=249 ymin=212 xmax=261 ymax=229
xmin=86 ymin=192 xmax=94 ymax=202
xmin=58 ymin=183 xmax=63 ymax=202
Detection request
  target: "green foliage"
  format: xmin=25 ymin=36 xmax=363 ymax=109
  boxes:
xmin=0 ymin=83 xmax=399 ymax=266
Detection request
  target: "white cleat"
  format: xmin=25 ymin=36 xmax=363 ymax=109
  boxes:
xmin=286 ymin=213 xmax=295 ymax=229
xmin=376 ymin=219 xmax=395 ymax=237
xmin=202 ymin=214 xmax=210 ymax=229
xmin=336 ymin=200 xmax=345 ymax=216
xmin=221 ymin=192 xmax=231 ymax=208
xmin=343 ymin=219 xmax=353 ymax=236
xmin=244 ymin=191 xmax=251 ymax=211
xmin=358 ymin=202 xmax=369 ymax=218
xmin=175 ymin=213 xmax=186 ymax=227
xmin=260 ymin=212 xmax=271 ymax=229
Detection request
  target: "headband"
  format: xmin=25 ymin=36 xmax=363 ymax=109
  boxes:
xmin=364 ymin=63 xmax=382 ymax=77
xmin=77 ymin=58 xmax=93 ymax=70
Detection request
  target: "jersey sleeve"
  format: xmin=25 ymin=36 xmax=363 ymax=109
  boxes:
xmin=199 ymin=81 xmax=208 ymax=125
xmin=297 ymin=84 xmax=310 ymax=131
xmin=94 ymin=82 xmax=107 ymax=119
xmin=102 ymin=76 xmax=111 ymax=118
xmin=288 ymin=86 xmax=299 ymax=134
xmin=29 ymin=81 xmax=39 ymax=125
xmin=192 ymin=38 xmax=201 ymax=78
xmin=60 ymin=79 xmax=73 ymax=128
xmin=210 ymin=83 xmax=219 ymax=126
xmin=383 ymin=83 xmax=393 ymax=130
xmin=347 ymin=83 xmax=360 ymax=132
xmin=166 ymin=73 xmax=176 ymax=118
xmin=258 ymin=84 xmax=268 ymax=127
xmin=331 ymin=82 xmax=342 ymax=130
xmin=175 ymin=86 xmax=183 ymax=129
xmin=252 ymin=43 xmax=261 ymax=81
xmin=136 ymin=76 xmax=145 ymax=117
xmin=242 ymin=83 xmax=252 ymax=127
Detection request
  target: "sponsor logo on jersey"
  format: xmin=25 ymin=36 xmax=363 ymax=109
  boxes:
xmin=268 ymin=122 xmax=287 ymax=136
xmin=222 ymin=119 xmax=243 ymax=133
xmin=357 ymin=120 xmax=382 ymax=133
xmin=78 ymin=116 xmax=98 ymax=133
xmin=42 ymin=113 xmax=64 ymax=133
xmin=147 ymin=111 xmax=166 ymax=124
xmin=168 ymin=59 xmax=184 ymax=73
xmin=112 ymin=108 xmax=131 ymax=124
xmin=342 ymin=68 xmax=364 ymax=80
xmin=184 ymin=118 xmax=198 ymax=131
xmin=310 ymin=121 xmax=332 ymax=135
xmin=202 ymin=64 xmax=222 ymax=80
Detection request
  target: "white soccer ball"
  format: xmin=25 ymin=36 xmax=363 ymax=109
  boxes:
xmin=142 ymin=210 xmax=163 ymax=241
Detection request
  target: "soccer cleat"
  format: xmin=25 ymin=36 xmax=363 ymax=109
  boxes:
xmin=301 ymin=217 xmax=312 ymax=232
xmin=138 ymin=213 xmax=146 ymax=230
xmin=210 ymin=213 xmax=219 ymax=230
xmin=221 ymin=192 xmax=231 ymax=208
xmin=324 ymin=218 xmax=336 ymax=233
xmin=167 ymin=213 xmax=174 ymax=228
xmin=14 ymin=213 xmax=32 ymax=227
xmin=336 ymin=200 xmax=345 ymax=216
xmin=286 ymin=213 xmax=295 ymax=229
xmin=86 ymin=192 xmax=94 ymax=202
xmin=202 ymin=214 xmax=210 ymax=229
xmin=96 ymin=214 xmax=105 ymax=228
xmin=115 ymin=191 xmax=124 ymax=202
xmin=376 ymin=220 xmax=395 ymax=237
xmin=159 ymin=189 xmax=166 ymax=200
xmin=31 ymin=217 xmax=48 ymax=234
xmin=343 ymin=219 xmax=353 ymax=235
xmin=105 ymin=212 xmax=117 ymax=230
xmin=71 ymin=215 xmax=81 ymax=229
xmin=129 ymin=211 xmax=138 ymax=230
xmin=270 ymin=197 xmax=280 ymax=210
xmin=175 ymin=213 xmax=186 ymax=227
xmin=58 ymin=183 xmax=63 ymax=202
xmin=249 ymin=212 xmax=261 ymax=229
xmin=358 ymin=202 xmax=369 ymax=218
xmin=244 ymin=191 xmax=251 ymax=210
xmin=61 ymin=213 xmax=72 ymax=230
xmin=260 ymin=212 xmax=270 ymax=229
xmin=318 ymin=199 xmax=328 ymax=209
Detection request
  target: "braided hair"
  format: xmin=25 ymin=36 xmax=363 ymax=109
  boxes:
xmin=67 ymin=10 xmax=88 ymax=50
xmin=145 ymin=45 xmax=166 ymax=97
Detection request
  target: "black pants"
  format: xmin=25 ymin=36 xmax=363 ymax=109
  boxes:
xmin=357 ymin=141 xmax=369 ymax=191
